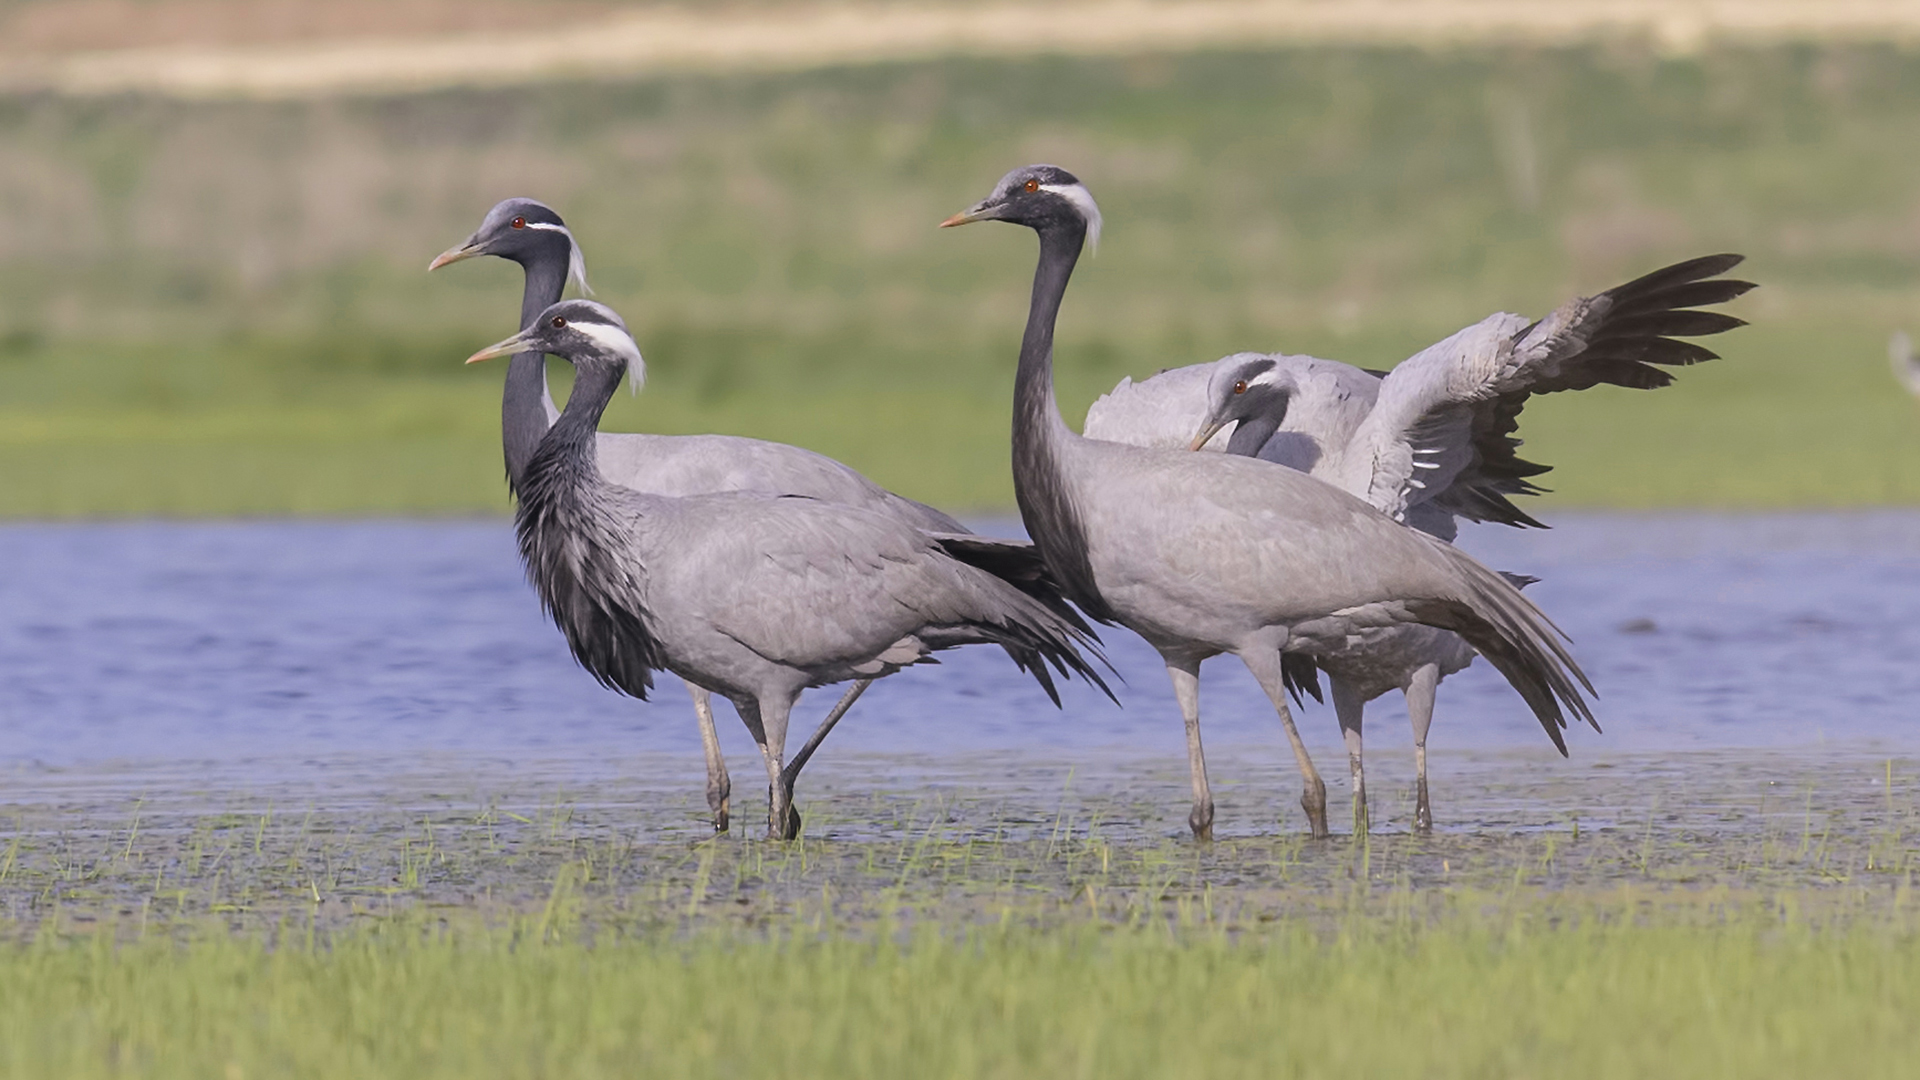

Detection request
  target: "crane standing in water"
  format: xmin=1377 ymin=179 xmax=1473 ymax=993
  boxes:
xmin=433 ymin=200 xmax=1089 ymax=836
xmin=942 ymin=164 xmax=1594 ymax=840
xmin=1084 ymin=257 xmax=1753 ymax=831
xmin=463 ymin=299 xmax=1109 ymax=840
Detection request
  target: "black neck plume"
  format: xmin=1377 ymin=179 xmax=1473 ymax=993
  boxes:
xmin=501 ymin=250 xmax=570 ymax=496
xmin=540 ymin=359 xmax=624 ymax=463
xmin=1011 ymin=217 xmax=1112 ymax=623
xmin=516 ymin=352 xmax=662 ymax=701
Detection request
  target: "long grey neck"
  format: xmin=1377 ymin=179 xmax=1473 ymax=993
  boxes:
xmin=536 ymin=360 xmax=624 ymax=481
xmin=502 ymin=254 xmax=569 ymax=496
xmin=1225 ymin=413 xmax=1280 ymax=457
xmin=1011 ymin=220 xmax=1111 ymax=622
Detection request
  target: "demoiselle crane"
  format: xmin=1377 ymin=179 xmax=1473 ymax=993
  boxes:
xmin=463 ymin=299 xmax=1110 ymax=839
xmin=432 ymin=199 xmax=1086 ymax=835
xmin=942 ymin=164 xmax=1595 ymax=840
xmin=1084 ymin=257 xmax=1753 ymax=830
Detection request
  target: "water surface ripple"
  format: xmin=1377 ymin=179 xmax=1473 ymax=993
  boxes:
xmin=1 ymin=512 xmax=1914 ymax=801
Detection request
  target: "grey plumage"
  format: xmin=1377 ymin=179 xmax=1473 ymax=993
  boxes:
xmin=472 ymin=299 xmax=1109 ymax=840
xmin=945 ymin=164 xmax=1594 ymax=840
xmin=433 ymin=198 xmax=1079 ymax=835
xmin=1084 ymin=254 xmax=1752 ymax=830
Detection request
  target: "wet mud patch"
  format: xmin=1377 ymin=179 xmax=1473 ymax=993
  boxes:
xmin=3 ymin=746 xmax=1914 ymax=937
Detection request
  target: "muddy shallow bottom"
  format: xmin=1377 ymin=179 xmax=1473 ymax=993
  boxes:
xmin=3 ymin=746 xmax=1914 ymax=934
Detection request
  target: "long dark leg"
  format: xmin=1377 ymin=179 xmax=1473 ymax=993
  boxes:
xmin=1331 ymin=677 xmax=1368 ymax=835
xmin=1165 ymin=657 xmax=1213 ymax=841
xmin=688 ymin=684 xmax=730 ymax=833
xmin=1405 ymin=663 xmax=1441 ymax=833
xmin=1240 ymin=649 xmax=1329 ymax=839
xmin=781 ymin=679 xmax=873 ymax=792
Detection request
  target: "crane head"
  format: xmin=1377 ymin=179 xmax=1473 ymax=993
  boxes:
xmin=429 ymin=197 xmax=592 ymax=296
xmin=464 ymin=298 xmax=643 ymax=389
xmin=940 ymin=164 xmax=1101 ymax=253
xmin=1192 ymin=353 xmax=1291 ymax=454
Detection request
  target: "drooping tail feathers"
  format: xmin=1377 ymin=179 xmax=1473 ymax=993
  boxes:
xmin=1408 ymin=544 xmax=1596 ymax=755
xmin=924 ymin=534 xmax=1117 ymax=706
xmin=929 ymin=533 xmax=1097 ymax=636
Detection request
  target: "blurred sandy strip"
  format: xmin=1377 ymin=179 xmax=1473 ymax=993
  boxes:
xmin=7 ymin=0 xmax=1920 ymax=100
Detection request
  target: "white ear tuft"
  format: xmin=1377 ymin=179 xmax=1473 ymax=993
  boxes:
xmin=1041 ymin=182 xmax=1102 ymax=255
xmin=568 ymin=236 xmax=594 ymax=297
xmin=571 ymin=318 xmax=644 ymax=385
xmin=525 ymin=221 xmax=594 ymax=295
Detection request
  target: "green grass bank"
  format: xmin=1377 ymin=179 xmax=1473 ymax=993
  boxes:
xmin=3 ymin=749 xmax=1915 ymax=1077
xmin=5 ymin=907 xmax=1919 ymax=1079
xmin=2 ymin=43 xmax=1918 ymax=516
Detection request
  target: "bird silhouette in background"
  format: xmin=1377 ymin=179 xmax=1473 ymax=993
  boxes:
xmin=1890 ymin=331 xmax=1920 ymax=401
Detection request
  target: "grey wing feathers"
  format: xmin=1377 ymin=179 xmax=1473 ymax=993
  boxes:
xmin=699 ymin=501 xmax=1111 ymax=705
xmin=927 ymin=534 xmax=1098 ymax=635
xmin=1359 ymin=254 xmax=1754 ymax=532
xmin=1508 ymin=253 xmax=1754 ymax=394
xmin=875 ymin=528 xmax=1115 ymax=705
xmin=1083 ymin=366 xmax=1220 ymax=449
xmin=1339 ymin=317 xmax=1529 ymax=527
xmin=595 ymin=431 xmax=966 ymax=532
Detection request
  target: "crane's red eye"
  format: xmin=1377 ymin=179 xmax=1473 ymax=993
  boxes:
xmin=511 ymin=216 xmax=527 ymax=229
xmin=550 ymin=316 xmax=566 ymax=328
xmin=1232 ymin=380 xmax=1247 ymax=395
xmin=1023 ymin=179 xmax=1039 ymax=193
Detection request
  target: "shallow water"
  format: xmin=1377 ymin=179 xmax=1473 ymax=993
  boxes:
xmin=0 ymin=512 xmax=1915 ymax=836
xmin=3 ymin=745 xmax=1914 ymax=932
xmin=0 ymin=511 xmax=1915 ymax=929
xmin=3 ymin=512 xmax=1915 ymax=760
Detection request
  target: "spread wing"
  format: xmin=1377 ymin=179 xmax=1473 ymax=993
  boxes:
xmin=1334 ymin=254 xmax=1755 ymax=539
